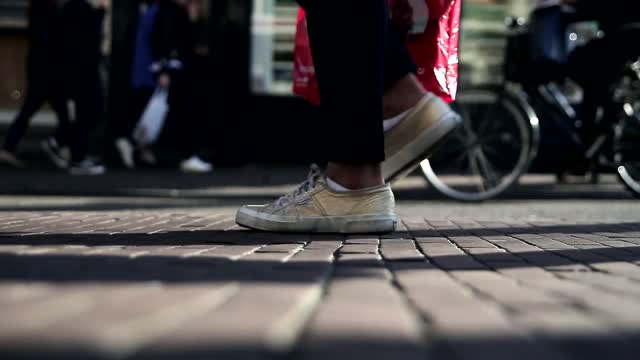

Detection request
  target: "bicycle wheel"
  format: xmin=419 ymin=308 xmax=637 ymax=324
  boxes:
xmin=421 ymin=88 xmax=537 ymax=201
xmin=614 ymin=93 xmax=640 ymax=197
xmin=612 ymin=59 xmax=640 ymax=198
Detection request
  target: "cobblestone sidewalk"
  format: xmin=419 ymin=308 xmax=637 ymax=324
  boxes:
xmin=1 ymin=211 xmax=640 ymax=359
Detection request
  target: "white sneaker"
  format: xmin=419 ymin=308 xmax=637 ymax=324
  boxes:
xmin=236 ymin=165 xmax=397 ymax=234
xmin=115 ymin=138 xmax=135 ymax=169
xmin=180 ymin=156 xmax=212 ymax=174
xmin=383 ymin=93 xmax=462 ymax=183
xmin=41 ymin=137 xmax=70 ymax=169
xmin=69 ymin=159 xmax=106 ymax=176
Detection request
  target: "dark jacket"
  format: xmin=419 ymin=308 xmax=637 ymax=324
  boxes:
xmin=150 ymin=0 xmax=196 ymax=74
xmin=131 ymin=3 xmax=159 ymax=89
xmin=28 ymin=0 xmax=58 ymax=55
xmin=57 ymin=0 xmax=104 ymax=77
xmin=27 ymin=0 xmax=60 ymax=74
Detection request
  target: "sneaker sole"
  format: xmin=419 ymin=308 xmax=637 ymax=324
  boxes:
xmin=382 ymin=111 xmax=462 ymax=183
xmin=236 ymin=207 xmax=397 ymax=234
xmin=69 ymin=167 xmax=106 ymax=176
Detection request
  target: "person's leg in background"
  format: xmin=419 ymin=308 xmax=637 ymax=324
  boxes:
xmin=40 ymin=91 xmax=73 ymax=169
xmin=113 ymin=87 xmax=155 ymax=169
xmin=67 ymin=70 xmax=106 ymax=176
xmin=166 ymin=69 xmax=212 ymax=174
xmin=0 ymin=67 xmax=47 ymax=168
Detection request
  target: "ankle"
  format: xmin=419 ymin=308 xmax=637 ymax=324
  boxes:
xmin=326 ymin=163 xmax=384 ymax=190
xmin=383 ymin=74 xmax=426 ymax=119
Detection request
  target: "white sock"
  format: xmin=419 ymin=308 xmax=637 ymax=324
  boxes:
xmin=326 ymin=176 xmax=352 ymax=192
xmin=383 ymin=108 xmax=412 ymax=132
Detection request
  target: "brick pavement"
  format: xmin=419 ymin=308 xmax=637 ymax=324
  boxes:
xmin=1 ymin=211 xmax=640 ymax=359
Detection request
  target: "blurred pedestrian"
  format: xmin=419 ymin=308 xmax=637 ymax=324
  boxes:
xmin=57 ymin=0 xmax=109 ymax=175
xmin=0 ymin=0 xmax=71 ymax=169
xmin=151 ymin=0 xmax=212 ymax=173
xmin=112 ymin=0 xmax=160 ymax=169
xmin=236 ymin=0 xmax=461 ymax=233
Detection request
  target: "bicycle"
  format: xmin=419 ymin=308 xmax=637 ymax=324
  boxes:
xmin=421 ymin=12 xmax=640 ymax=201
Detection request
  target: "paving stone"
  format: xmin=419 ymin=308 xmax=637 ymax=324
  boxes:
xmin=1 ymin=212 xmax=640 ymax=359
xmin=296 ymin=267 xmax=425 ymax=360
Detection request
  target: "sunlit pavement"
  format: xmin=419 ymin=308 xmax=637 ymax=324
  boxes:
xmin=1 ymin=169 xmax=639 ymax=359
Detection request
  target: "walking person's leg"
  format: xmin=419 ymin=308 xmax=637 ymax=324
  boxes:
xmin=236 ymin=0 xmax=460 ymax=233
xmin=41 ymin=93 xmax=73 ymax=169
xmin=0 ymin=80 xmax=47 ymax=167
xmin=380 ymin=10 xmax=462 ymax=182
xmin=167 ymin=70 xmax=212 ymax=174
xmin=68 ymin=71 xmax=105 ymax=175
xmin=236 ymin=0 xmax=395 ymax=233
xmin=50 ymin=96 xmax=71 ymax=148
xmin=1 ymin=93 xmax=45 ymax=153
xmin=113 ymin=87 xmax=155 ymax=169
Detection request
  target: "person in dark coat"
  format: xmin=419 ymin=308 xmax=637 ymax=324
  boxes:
xmin=151 ymin=0 xmax=212 ymax=173
xmin=0 ymin=0 xmax=72 ymax=169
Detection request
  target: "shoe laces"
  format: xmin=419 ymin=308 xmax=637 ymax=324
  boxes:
xmin=275 ymin=164 xmax=323 ymax=207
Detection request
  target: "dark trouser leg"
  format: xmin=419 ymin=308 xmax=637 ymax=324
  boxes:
xmin=167 ymin=71 xmax=199 ymax=159
xmin=301 ymin=0 xmax=387 ymax=163
xmin=50 ymin=94 xmax=71 ymax=147
xmin=299 ymin=0 xmax=416 ymax=163
xmin=384 ymin=23 xmax=418 ymax=91
xmin=69 ymin=71 xmax=103 ymax=162
xmin=2 ymin=85 xmax=46 ymax=153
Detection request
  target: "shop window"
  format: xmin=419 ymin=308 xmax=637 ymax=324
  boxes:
xmin=251 ymin=0 xmax=296 ymax=96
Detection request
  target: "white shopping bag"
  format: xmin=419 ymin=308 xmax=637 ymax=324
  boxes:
xmin=133 ymin=88 xmax=169 ymax=146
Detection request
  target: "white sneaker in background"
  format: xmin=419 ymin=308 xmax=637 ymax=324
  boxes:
xmin=115 ymin=138 xmax=136 ymax=169
xmin=41 ymin=137 xmax=70 ymax=169
xmin=180 ymin=156 xmax=212 ymax=174
xmin=69 ymin=159 xmax=106 ymax=176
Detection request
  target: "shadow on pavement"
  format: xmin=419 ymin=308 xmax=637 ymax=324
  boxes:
xmin=0 ymin=222 xmax=639 ymax=284
xmin=0 ymin=169 xmax=636 ymax=201
xmin=1 ymin=332 xmax=639 ymax=360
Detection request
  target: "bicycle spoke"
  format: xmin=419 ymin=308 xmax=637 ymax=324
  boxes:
xmin=469 ymin=152 xmax=487 ymax=193
xmin=476 ymin=147 xmax=501 ymax=189
xmin=476 ymin=103 xmax=501 ymax=136
xmin=433 ymin=144 xmax=466 ymax=162
xmin=480 ymin=134 xmax=522 ymax=152
xmin=453 ymin=150 xmax=473 ymax=170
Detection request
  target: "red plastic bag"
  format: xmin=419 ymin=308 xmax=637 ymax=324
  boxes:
xmin=406 ymin=0 xmax=461 ymax=103
xmin=292 ymin=10 xmax=320 ymax=105
xmin=292 ymin=0 xmax=461 ymax=104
